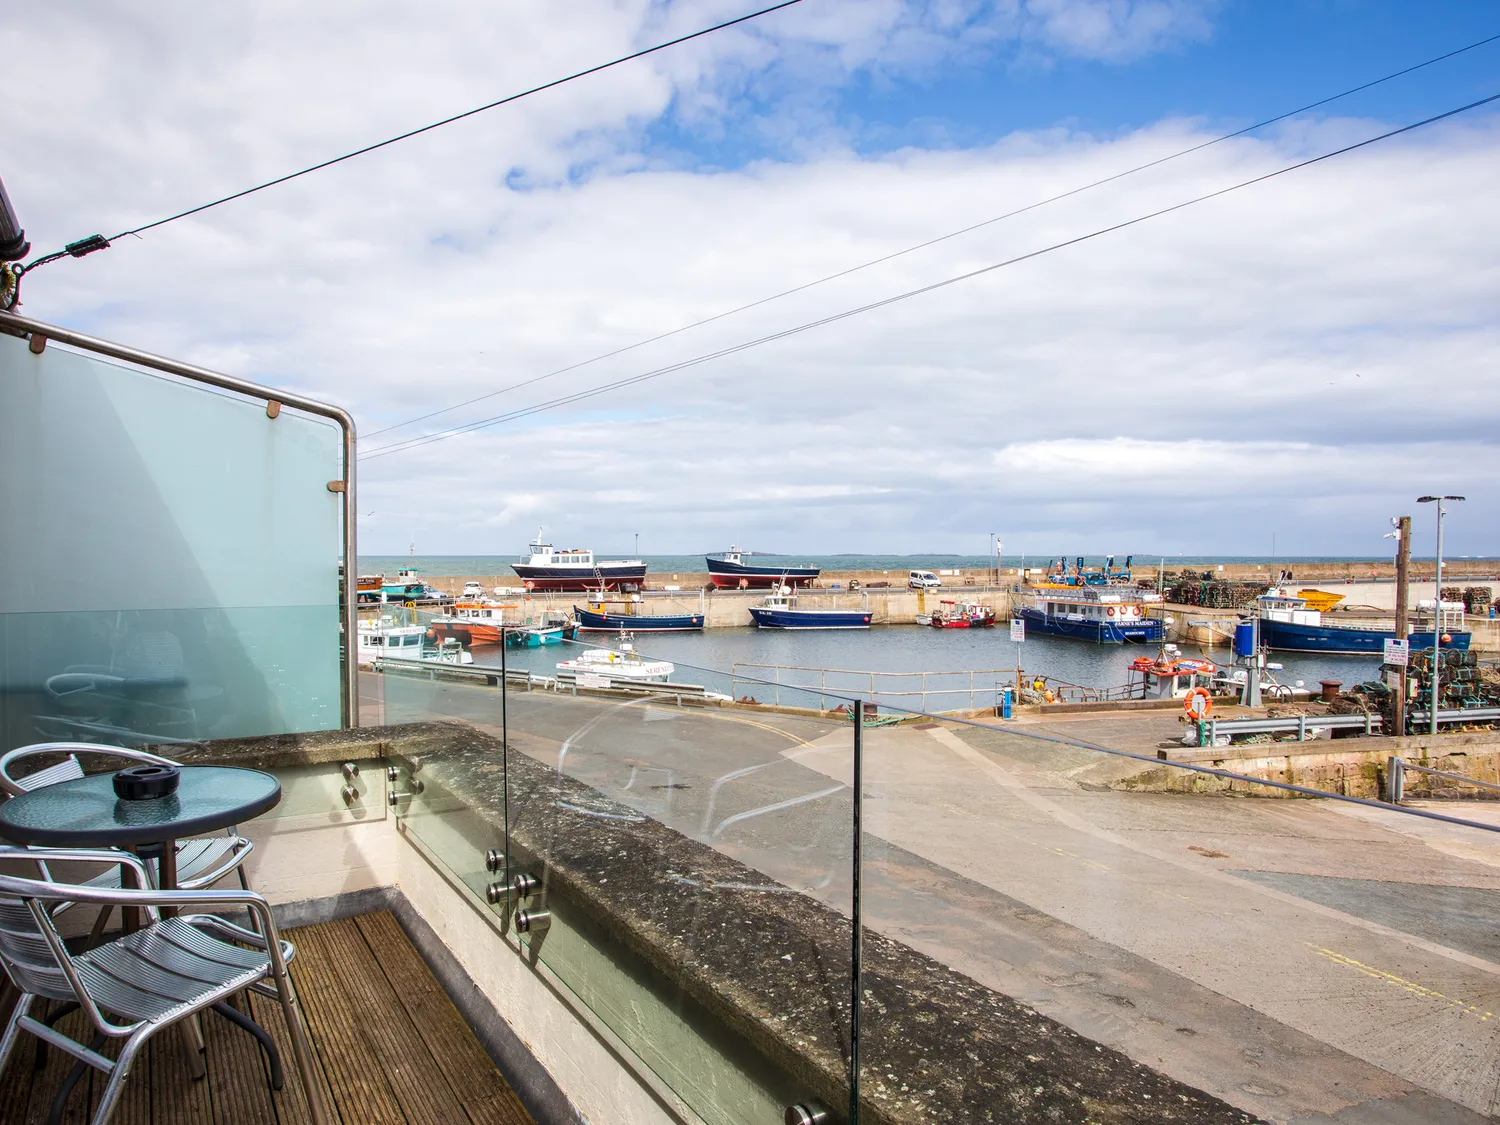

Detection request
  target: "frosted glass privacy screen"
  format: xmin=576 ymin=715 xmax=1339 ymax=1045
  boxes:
xmin=0 ymin=332 xmax=343 ymax=748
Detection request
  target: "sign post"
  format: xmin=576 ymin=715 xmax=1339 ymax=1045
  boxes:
xmin=1382 ymin=638 xmax=1408 ymax=668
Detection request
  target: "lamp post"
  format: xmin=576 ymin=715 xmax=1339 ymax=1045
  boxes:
xmin=1416 ymin=495 xmax=1465 ymax=736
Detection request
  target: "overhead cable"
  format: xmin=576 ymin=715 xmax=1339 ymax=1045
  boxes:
xmin=18 ymin=0 xmax=807 ymax=276
xmin=360 ymin=90 xmax=1500 ymax=461
xmin=365 ymin=28 xmax=1500 ymax=439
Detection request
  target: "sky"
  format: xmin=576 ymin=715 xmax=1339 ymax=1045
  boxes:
xmin=3 ymin=0 xmax=1498 ymax=559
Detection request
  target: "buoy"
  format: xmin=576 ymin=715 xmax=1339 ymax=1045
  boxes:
xmin=1184 ymin=687 xmax=1213 ymax=720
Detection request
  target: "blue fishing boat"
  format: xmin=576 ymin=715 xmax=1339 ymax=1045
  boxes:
xmin=1254 ymin=592 xmax=1471 ymax=656
xmin=574 ymin=602 xmax=703 ymax=632
xmin=748 ymin=591 xmax=871 ymax=630
xmin=1018 ymin=588 xmax=1164 ymax=644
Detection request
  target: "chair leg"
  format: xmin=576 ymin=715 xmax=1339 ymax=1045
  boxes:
xmin=211 ymin=1000 xmax=282 ymax=1090
xmin=89 ymin=1032 xmax=146 ymax=1125
xmin=177 ymin=1013 xmax=206 ymax=1080
xmin=48 ymin=1031 xmax=105 ymax=1125
xmin=269 ymin=967 xmax=331 ymax=1125
xmin=86 ymin=905 xmax=114 ymax=950
xmin=0 ymin=993 xmax=33 ymax=1078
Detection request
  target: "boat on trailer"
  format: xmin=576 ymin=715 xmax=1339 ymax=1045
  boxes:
xmin=511 ymin=528 xmax=646 ymax=591
xmin=706 ymin=547 xmax=820 ymax=589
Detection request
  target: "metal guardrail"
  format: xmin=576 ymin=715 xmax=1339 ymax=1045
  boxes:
xmin=1407 ymin=706 xmax=1500 ymax=725
xmin=372 ymin=656 xmax=725 ymax=703
xmin=1385 ymin=756 xmax=1500 ymax=803
xmin=1196 ymin=713 xmax=1383 ymax=745
xmin=731 ymin=662 xmax=1017 ymax=711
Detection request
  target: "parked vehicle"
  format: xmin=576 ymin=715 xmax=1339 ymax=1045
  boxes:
xmin=909 ymin=570 xmax=941 ymax=589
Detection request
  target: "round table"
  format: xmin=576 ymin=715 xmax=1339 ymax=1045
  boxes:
xmin=0 ymin=765 xmax=280 ymax=913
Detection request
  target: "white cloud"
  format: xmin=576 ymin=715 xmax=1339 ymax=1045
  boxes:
xmin=2 ymin=2 xmax=1495 ymax=559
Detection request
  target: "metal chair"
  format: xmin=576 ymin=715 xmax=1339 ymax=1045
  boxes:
xmin=0 ymin=847 xmax=330 ymax=1125
xmin=0 ymin=744 xmax=254 ymax=896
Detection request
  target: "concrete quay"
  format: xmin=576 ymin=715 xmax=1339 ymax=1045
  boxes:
xmin=372 ymin=673 xmax=1500 ymax=1123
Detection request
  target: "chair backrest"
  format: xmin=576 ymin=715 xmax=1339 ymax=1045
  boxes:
xmin=0 ymin=742 xmax=176 ymax=797
xmin=0 ymin=892 xmax=78 ymax=1002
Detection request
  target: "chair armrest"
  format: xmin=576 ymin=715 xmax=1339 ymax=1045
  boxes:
xmin=0 ymin=845 xmax=154 ymax=888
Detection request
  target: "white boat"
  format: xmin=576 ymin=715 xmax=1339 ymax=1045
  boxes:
xmin=357 ymin=614 xmax=473 ymax=665
xmin=557 ymin=643 xmax=673 ymax=682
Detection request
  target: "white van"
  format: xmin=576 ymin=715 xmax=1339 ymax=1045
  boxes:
xmin=909 ymin=570 xmax=941 ymax=589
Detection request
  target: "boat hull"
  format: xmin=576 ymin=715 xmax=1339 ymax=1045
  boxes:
xmin=1018 ymin=607 xmax=1163 ymax=644
xmin=707 ymin=558 xmax=820 ymax=588
xmin=511 ymin=563 xmax=648 ymax=591
xmin=1259 ymin=618 xmax=1472 ymax=656
xmin=507 ymin=627 xmax=564 ymax=647
xmin=749 ymin=607 xmax=871 ymax=630
xmin=574 ymin=606 xmax=704 ymax=632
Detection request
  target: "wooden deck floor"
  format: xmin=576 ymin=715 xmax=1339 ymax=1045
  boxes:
xmin=0 ymin=912 xmax=535 ymax=1125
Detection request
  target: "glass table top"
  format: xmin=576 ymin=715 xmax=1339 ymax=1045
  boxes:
xmin=0 ymin=765 xmax=281 ymax=847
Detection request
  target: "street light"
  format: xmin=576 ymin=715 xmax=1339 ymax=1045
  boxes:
xmin=1416 ymin=495 xmax=1465 ymax=736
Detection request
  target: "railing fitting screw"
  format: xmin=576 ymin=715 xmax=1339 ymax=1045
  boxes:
xmin=515 ymin=908 xmax=550 ymax=934
xmin=784 ymin=1104 xmax=829 ymax=1125
xmin=485 ymin=849 xmax=506 ymax=872
xmin=341 ymin=762 xmax=359 ymax=781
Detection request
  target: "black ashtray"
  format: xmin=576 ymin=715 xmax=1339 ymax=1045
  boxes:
xmin=113 ymin=764 xmax=181 ymax=801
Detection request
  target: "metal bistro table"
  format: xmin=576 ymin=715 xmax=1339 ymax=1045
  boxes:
xmin=0 ymin=765 xmax=280 ymax=906
xmin=0 ymin=764 xmax=283 ymax=1082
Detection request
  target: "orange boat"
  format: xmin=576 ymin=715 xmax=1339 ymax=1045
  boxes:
xmin=429 ymin=600 xmax=516 ymax=645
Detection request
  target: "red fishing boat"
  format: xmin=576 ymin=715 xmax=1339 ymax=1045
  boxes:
xmin=916 ymin=600 xmax=997 ymax=628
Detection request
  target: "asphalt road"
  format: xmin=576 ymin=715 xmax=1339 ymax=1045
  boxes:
xmin=366 ymin=671 xmax=1500 ymax=1124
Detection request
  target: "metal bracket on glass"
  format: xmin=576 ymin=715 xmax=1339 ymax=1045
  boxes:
xmin=340 ymin=762 xmax=361 ymax=806
xmin=514 ymin=907 xmax=550 ymax=934
xmin=386 ymin=765 xmax=424 ymax=807
xmin=485 ymin=872 xmax=540 ymax=904
xmin=784 ymin=1103 xmax=829 ymax=1125
xmin=484 ymin=848 xmax=506 ymax=873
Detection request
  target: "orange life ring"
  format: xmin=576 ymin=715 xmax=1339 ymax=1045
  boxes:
xmin=1184 ymin=687 xmax=1213 ymax=720
xmin=524 ymin=580 xmax=535 ymax=591
xmin=1107 ymin=606 xmax=1116 ymax=616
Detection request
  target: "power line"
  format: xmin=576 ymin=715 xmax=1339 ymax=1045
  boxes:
xmin=361 ymin=90 xmax=1500 ymax=461
xmin=364 ymin=28 xmax=1500 ymax=440
xmin=19 ymin=0 xmax=807 ymax=275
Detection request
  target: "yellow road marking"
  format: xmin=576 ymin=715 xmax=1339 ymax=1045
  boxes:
xmin=1308 ymin=944 xmax=1495 ymax=1021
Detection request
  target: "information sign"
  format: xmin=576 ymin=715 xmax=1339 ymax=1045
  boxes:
xmin=1010 ymin=618 xmax=1025 ymax=643
xmin=1382 ymin=638 xmax=1408 ymax=667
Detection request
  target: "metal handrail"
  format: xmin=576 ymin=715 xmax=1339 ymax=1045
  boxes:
xmin=0 ymin=310 xmax=358 ymax=727
xmin=730 ymin=662 xmax=1020 ymax=711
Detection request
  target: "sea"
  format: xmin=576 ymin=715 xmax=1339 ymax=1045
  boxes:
xmin=366 ymin=553 xmax=1468 ymax=699
xmin=360 ymin=552 xmax=1445 ymax=578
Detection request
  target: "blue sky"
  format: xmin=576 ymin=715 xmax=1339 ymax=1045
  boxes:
xmin=652 ymin=1 xmax=1500 ymax=166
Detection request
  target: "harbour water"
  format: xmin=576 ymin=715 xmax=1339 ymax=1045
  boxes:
xmin=465 ymin=624 xmax=1383 ymax=708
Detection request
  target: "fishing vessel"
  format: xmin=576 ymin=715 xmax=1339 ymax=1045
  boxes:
xmin=357 ymin=615 xmax=474 ymax=664
xmin=557 ymin=643 xmax=675 ymax=682
xmin=575 ymin=598 xmax=704 ymax=632
xmin=429 ymin=599 xmax=514 ymax=645
xmin=1018 ymin=587 xmax=1165 ymax=643
xmin=511 ymin=528 xmax=647 ymax=591
xmin=706 ymin=547 xmax=820 ymax=589
xmin=356 ymin=574 xmax=385 ymax=603
xmin=748 ymin=590 xmax=871 ymax=630
xmin=381 ymin=566 xmax=439 ymax=601
xmin=916 ymin=600 xmax=996 ymax=629
xmin=1253 ymin=592 xmax=1471 ymax=656
xmin=507 ymin=625 xmax=565 ymax=648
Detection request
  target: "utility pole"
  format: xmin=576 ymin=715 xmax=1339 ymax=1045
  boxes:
xmin=1391 ymin=515 xmax=1411 ymax=736
xmin=1417 ymin=496 xmax=1465 ymax=736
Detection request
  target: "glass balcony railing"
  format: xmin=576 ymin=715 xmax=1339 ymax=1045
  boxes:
xmin=0 ymin=315 xmax=354 ymax=753
xmin=359 ymin=624 xmax=1500 ymax=1124
xmin=374 ymin=638 xmax=857 ymax=1123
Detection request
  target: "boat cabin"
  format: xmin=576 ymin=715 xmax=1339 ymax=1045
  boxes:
xmin=1036 ymin=590 xmax=1153 ymax=624
xmin=1127 ymin=650 xmax=1218 ymax=699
